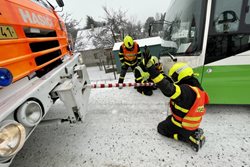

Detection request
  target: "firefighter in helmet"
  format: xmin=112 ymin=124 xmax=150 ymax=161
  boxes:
xmin=134 ymin=50 xmax=166 ymax=96
xmin=144 ymin=49 xmax=209 ymax=151
xmin=118 ymin=35 xmax=141 ymax=87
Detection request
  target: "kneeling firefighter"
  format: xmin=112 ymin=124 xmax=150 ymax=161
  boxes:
xmin=143 ymin=48 xmax=209 ymax=151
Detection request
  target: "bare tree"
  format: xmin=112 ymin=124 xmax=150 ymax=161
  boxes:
xmin=144 ymin=17 xmax=155 ymax=37
xmin=102 ymin=6 xmax=128 ymax=43
xmin=84 ymin=15 xmax=104 ymax=29
xmin=79 ymin=6 xmax=129 ymax=50
xmin=61 ymin=12 xmax=83 ymax=48
xmin=81 ymin=6 xmax=148 ymax=50
xmin=90 ymin=28 xmax=114 ymax=49
xmin=144 ymin=13 xmax=166 ymax=37
xmin=124 ymin=20 xmax=144 ymax=39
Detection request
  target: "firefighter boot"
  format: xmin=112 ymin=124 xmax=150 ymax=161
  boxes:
xmin=195 ymin=128 xmax=206 ymax=149
xmin=189 ymin=128 xmax=206 ymax=152
xmin=118 ymin=79 xmax=123 ymax=89
xmin=118 ymin=83 xmax=123 ymax=89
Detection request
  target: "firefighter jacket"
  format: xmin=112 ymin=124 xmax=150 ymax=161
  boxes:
xmin=119 ymin=42 xmax=141 ymax=66
xmin=147 ymin=65 xmax=209 ymax=131
xmin=170 ymin=86 xmax=209 ymax=130
xmin=155 ymin=62 xmax=166 ymax=77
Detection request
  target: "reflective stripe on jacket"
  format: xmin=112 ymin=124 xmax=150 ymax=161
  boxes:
xmin=124 ymin=61 xmax=138 ymax=66
xmin=171 ymin=86 xmax=209 ymax=130
xmin=121 ymin=42 xmax=139 ymax=61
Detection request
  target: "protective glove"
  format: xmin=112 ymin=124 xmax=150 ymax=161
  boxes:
xmin=141 ymin=72 xmax=150 ymax=81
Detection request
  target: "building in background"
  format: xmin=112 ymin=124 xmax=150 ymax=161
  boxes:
xmin=75 ymin=27 xmax=115 ymax=68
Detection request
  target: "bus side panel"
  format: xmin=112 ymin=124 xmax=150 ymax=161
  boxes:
xmin=201 ymin=65 xmax=250 ymax=104
xmin=193 ymin=66 xmax=204 ymax=83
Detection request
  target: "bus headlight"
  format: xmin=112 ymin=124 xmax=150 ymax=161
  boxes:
xmin=16 ymin=101 xmax=43 ymax=127
xmin=0 ymin=121 xmax=26 ymax=158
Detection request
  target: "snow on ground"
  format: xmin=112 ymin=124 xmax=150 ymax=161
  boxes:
xmin=11 ymin=67 xmax=250 ymax=167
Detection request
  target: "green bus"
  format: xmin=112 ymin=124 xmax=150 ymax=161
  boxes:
xmin=159 ymin=0 xmax=250 ymax=104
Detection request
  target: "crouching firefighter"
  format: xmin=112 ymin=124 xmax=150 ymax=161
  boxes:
xmin=134 ymin=58 xmax=154 ymax=96
xmin=144 ymin=49 xmax=209 ymax=151
xmin=118 ymin=35 xmax=141 ymax=87
xmin=134 ymin=52 xmax=165 ymax=95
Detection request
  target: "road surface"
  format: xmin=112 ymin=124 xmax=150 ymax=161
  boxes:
xmin=11 ymin=67 xmax=250 ymax=167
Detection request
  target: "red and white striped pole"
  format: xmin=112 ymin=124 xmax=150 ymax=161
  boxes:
xmin=89 ymin=82 xmax=155 ymax=89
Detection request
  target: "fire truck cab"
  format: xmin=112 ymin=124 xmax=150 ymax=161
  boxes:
xmin=0 ymin=0 xmax=90 ymax=166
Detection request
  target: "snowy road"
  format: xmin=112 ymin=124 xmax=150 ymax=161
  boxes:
xmin=11 ymin=67 xmax=250 ymax=167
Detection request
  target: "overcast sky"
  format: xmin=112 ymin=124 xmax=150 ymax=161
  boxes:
xmin=55 ymin=0 xmax=172 ymax=27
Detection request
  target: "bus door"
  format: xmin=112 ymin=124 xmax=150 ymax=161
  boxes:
xmin=202 ymin=0 xmax=250 ymax=104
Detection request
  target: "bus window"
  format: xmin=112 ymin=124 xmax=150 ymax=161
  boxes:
xmin=205 ymin=0 xmax=250 ymax=64
xmin=160 ymin=0 xmax=207 ymax=56
xmin=214 ymin=11 xmax=240 ymax=33
xmin=244 ymin=1 xmax=250 ymax=24
xmin=213 ymin=0 xmax=241 ymax=33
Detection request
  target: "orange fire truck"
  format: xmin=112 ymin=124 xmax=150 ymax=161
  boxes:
xmin=0 ymin=0 xmax=90 ymax=166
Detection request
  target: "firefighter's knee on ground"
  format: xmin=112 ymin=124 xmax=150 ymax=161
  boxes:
xmin=137 ymin=89 xmax=153 ymax=96
xmin=157 ymin=122 xmax=169 ymax=137
xmin=144 ymin=90 xmax=153 ymax=96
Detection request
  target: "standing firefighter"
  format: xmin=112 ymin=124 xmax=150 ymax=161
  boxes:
xmin=118 ymin=35 xmax=141 ymax=87
xmin=144 ymin=50 xmax=209 ymax=151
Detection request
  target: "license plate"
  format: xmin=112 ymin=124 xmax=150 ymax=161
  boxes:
xmin=0 ymin=26 xmax=17 ymax=39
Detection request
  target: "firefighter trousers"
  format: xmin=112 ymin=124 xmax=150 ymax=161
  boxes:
xmin=157 ymin=115 xmax=196 ymax=142
xmin=118 ymin=63 xmax=137 ymax=83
